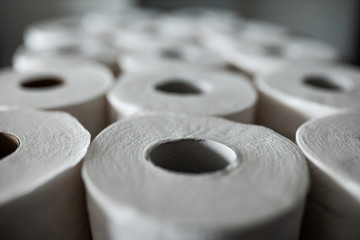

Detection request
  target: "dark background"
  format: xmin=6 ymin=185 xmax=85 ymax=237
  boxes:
xmin=0 ymin=0 xmax=359 ymax=67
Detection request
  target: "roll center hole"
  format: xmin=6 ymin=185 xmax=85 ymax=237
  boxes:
xmin=0 ymin=132 xmax=20 ymax=160
xmin=147 ymin=139 xmax=237 ymax=174
xmin=304 ymin=75 xmax=342 ymax=91
xmin=155 ymin=79 xmax=202 ymax=95
xmin=21 ymin=76 xmax=64 ymax=89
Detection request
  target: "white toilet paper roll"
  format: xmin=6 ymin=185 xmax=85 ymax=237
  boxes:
xmin=12 ymin=47 xmax=113 ymax=76
xmin=0 ymin=109 xmax=91 ymax=240
xmin=202 ymin=18 xmax=286 ymax=43
xmin=172 ymin=7 xmax=240 ymax=21
xmin=83 ymin=7 xmax=161 ymax=37
xmin=206 ymin=32 xmax=338 ymax=78
xmin=118 ymin=42 xmax=227 ymax=74
xmin=107 ymin=66 xmax=257 ymax=123
xmin=24 ymin=17 xmax=88 ymax=51
xmin=85 ymin=8 xmax=165 ymax=53
xmin=82 ymin=114 xmax=309 ymax=240
xmin=255 ymin=63 xmax=360 ymax=140
xmin=110 ymin=25 xmax=195 ymax=56
xmin=296 ymin=112 xmax=360 ymax=240
xmin=234 ymin=19 xmax=288 ymax=40
xmin=0 ymin=66 xmax=113 ymax=137
xmin=13 ymin=44 xmax=120 ymax=76
xmin=156 ymin=14 xmax=204 ymax=42
xmin=166 ymin=8 xmax=241 ymax=41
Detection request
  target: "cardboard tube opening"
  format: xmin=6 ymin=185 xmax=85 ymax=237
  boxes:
xmin=21 ymin=76 xmax=65 ymax=89
xmin=0 ymin=132 xmax=20 ymax=160
xmin=304 ymin=75 xmax=342 ymax=91
xmin=147 ymin=139 xmax=237 ymax=174
xmin=155 ymin=79 xmax=203 ymax=95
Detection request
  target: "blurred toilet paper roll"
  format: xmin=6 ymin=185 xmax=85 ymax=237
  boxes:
xmin=234 ymin=19 xmax=288 ymax=40
xmin=83 ymin=7 xmax=161 ymax=38
xmin=168 ymin=7 xmax=241 ymax=39
xmin=111 ymin=27 xmax=186 ymax=55
xmin=24 ymin=17 xmax=88 ymax=51
xmin=13 ymin=44 xmax=120 ymax=76
xmin=0 ymin=66 xmax=113 ymax=137
xmin=206 ymin=32 xmax=338 ymax=79
xmin=172 ymin=7 xmax=241 ymax=20
xmin=0 ymin=109 xmax=91 ymax=240
xmin=296 ymin=112 xmax=360 ymax=240
xmin=107 ymin=66 xmax=257 ymax=123
xmin=255 ymin=63 xmax=360 ymax=140
xmin=202 ymin=18 xmax=286 ymax=42
xmin=12 ymin=47 xmax=113 ymax=77
xmin=118 ymin=42 xmax=227 ymax=74
xmin=82 ymin=114 xmax=309 ymax=240
xmin=156 ymin=14 xmax=204 ymax=42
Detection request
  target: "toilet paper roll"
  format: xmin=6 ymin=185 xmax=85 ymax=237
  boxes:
xmin=118 ymin=42 xmax=227 ymax=74
xmin=109 ymin=29 xmax=167 ymax=55
xmin=206 ymin=32 xmax=338 ymax=78
xmin=156 ymin=14 xmax=204 ymax=42
xmin=82 ymin=114 xmax=309 ymax=240
xmin=234 ymin=19 xmax=288 ymax=40
xmin=13 ymin=44 xmax=120 ymax=76
xmin=0 ymin=66 xmax=113 ymax=137
xmin=0 ymin=109 xmax=91 ymax=240
xmin=24 ymin=17 xmax=88 ymax=51
xmin=12 ymin=47 xmax=113 ymax=76
xmin=170 ymin=7 xmax=241 ymax=38
xmin=255 ymin=63 xmax=360 ymax=140
xmin=83 ymin=7 xmax=161 ymax=37
xmin=296 ymin=112 xmax=360 ymax=240
xmin=107 ymin=66 xmax=257 ymax=123
xmin=172 ymin=7 xmax=240 ymax=20
xmin=85 ymin=8 xmax=164 ymax=52
xmin=202 ymin=18 xmax=286 ymax=43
